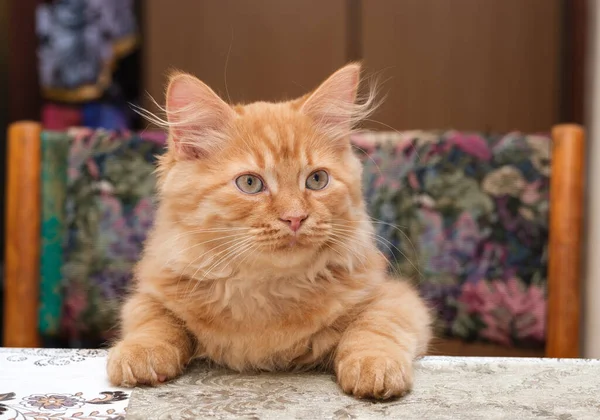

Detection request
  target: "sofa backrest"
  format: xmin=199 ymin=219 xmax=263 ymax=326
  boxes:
xmin=39 ymin=128 xmax=550 ymax=349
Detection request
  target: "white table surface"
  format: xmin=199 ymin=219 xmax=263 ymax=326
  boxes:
xmin=0 ymin=348 xmax=128 ymax=419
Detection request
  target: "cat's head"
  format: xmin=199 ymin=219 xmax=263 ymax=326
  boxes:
xmin=150 ymin=64 xmax=377 ymax=270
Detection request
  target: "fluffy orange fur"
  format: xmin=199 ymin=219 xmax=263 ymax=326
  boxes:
xmin=107 ymin=63 xmax=432 ymax=399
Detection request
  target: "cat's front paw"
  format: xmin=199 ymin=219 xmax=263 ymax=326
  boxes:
xmin=336 ymin=352 xmax=413 ymax=400
xmin=107 ymin=340 xmax=185 ymax=387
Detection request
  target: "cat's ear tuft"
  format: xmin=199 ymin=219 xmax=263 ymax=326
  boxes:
xmin=165 ymin=72 xmax=235 ymax=159
xmin=300 ymin=63 xmax=376 ymax=140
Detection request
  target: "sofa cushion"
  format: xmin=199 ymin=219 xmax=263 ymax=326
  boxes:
xmin=51 ymin=128 xmax=166 ymax=345
xmin=352 ymin=130 xmax=548 ymax=348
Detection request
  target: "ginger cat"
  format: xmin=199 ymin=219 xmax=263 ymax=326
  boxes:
xmin=107 ymin=63 xmax=432 ymax=399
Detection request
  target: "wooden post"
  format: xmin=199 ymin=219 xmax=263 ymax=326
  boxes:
xmin=3 ymin=122 xmax=42 ymax=347
xmin=546 ymin=124 xmax=585 ymax=358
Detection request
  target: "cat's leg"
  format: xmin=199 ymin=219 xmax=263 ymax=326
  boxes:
xmin=335 ymin=280 xmax=431 ymax=399
xmin=107 ymin=293 xmax=194 ymax=387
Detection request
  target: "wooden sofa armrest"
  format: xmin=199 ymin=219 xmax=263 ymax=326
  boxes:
xmin=547 ymin=124 xmax=585 ymax=358
xmin=3 ymin=121 xmax=42 ymax=347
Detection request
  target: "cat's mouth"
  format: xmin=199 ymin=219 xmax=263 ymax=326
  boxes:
xmin=251 ymin=222 xmax=330 ymax=252
xmin=263 ymin=232 xmax=319 ymax=251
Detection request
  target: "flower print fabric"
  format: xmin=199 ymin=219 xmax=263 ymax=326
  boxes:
xmin=41 ymin=128 xmax=548 ymax=349
xmin=59 ymin=128 xmax=166 ymax=345
xmin=352 ymin=130 xmax=549 ymax=348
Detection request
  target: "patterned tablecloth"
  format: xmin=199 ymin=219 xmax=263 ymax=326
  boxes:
xmin=0 ymin=348 xmax=128 ymax=419
xmin=2 ymin=349 xmax=600 ymax=419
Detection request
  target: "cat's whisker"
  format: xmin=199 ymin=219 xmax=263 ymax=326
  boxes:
xmin=162 ymin=227 xmax=252 ymax=247
xmin=374 ymin=235 xmax=421 ymax=278
xmin=367 ymin=218 xmax=422 ymax=277
xmin=192 ymin=238 xmax=254 ymax=281
xmin=330 ymin=218 xmax=409 ymax=229
xmin=331 ymin=224 xmax=417 ymax=270
xmin=322 ymin=242 xmax=347 ymax=262
xmin=201 ymin=242 xmax=258 ymax=300
xmin=339 ymin=220 xmax=421 ymax=275
xmin=187 ymin=238 xmax=256 ymax=297
xmin=165 ymin=228 xmax=252 ymax=246
xmin=331 ymin=225 xmax=409 ymax=263
xmin=176 ymin=234 xmax=252 ymax=278
xmin=231 ymin=242 xmax=259 ymax=276
xmin=329 ymin=219 xmax=422 ymax=277
xmin=189 ymin=236 xmax=255 ymax=284
xmin=165 ymin=232 xmax=251 ymax=268
xmin=178 ymin=227 xmax=251 ymax=231
xmin=171 ymin=227 xmax=251 ymax=235
xmin=328 ymin=224 xmax=410 ymax=275
xmin=327 ymin=230 xmax=393 ymax=274
xmin=351 ymin=144 xmax=384 ymax=179
xmin=329 ymin=229 xmax=405 ymax=279
xmin=167 ymin=230 xmax=253 ymax=285
xmin=207 ymin=240 xmax=256 ymax=280
xmin=325 ymin=235 xmax=369 ymax=271
xmin=223 ymin=26 xmax=233 ymax=104
xmin=177 ymin=236 xmax=254 ymax=297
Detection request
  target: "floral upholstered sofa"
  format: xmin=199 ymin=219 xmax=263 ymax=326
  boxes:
xmin=12 ymin=127 xmax=550 ymax=352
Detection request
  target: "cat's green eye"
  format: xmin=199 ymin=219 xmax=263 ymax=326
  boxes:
xmin=306 ymin=170 xmax=329 ymax=190
xmin=235 ymin=174 xmax=264 ymax=194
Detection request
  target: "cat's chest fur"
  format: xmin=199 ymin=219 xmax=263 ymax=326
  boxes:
xmin=166 ymin=270 xmax=371 ymax=371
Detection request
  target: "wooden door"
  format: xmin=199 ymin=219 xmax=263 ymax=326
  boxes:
xmin=361 ymin=0 xmax=562 ymax=132
xmin=142 ymin=0 xmax=348 ymax=108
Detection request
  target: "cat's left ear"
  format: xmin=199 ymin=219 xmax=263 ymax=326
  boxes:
xmin=300 ymin=63 xmax=365 ymax=139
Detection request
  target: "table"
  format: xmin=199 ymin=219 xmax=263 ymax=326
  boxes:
xmin=2 ymin=348 xmax=600 ymax=419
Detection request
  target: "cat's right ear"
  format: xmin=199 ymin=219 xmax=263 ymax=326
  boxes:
xmin=300 ymin=63 xmax=377 ymax=143
xmin=165 ymin=72 xmax=236 ymax=159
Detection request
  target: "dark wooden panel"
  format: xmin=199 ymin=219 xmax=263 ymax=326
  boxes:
xmin=429 ymin=338 xmax=544 ymax=358
xmin=362 ymin=0 xmax=562 ymax=132
xmin=0 ymin=0 xmax=8 ymax=278
xmin=142 ymin=0 xmax=348 ymax=108
xmin=0 ymin=0 xmax=7 ymax=344
xmin=7 ymin=0 xmax=41 ymax=122
xmin=560 ymin=0 xmax=587 ymax=124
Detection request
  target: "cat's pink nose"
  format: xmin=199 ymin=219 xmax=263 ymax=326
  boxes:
xmin=280 ymin=214 xmax=308 ymax=232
